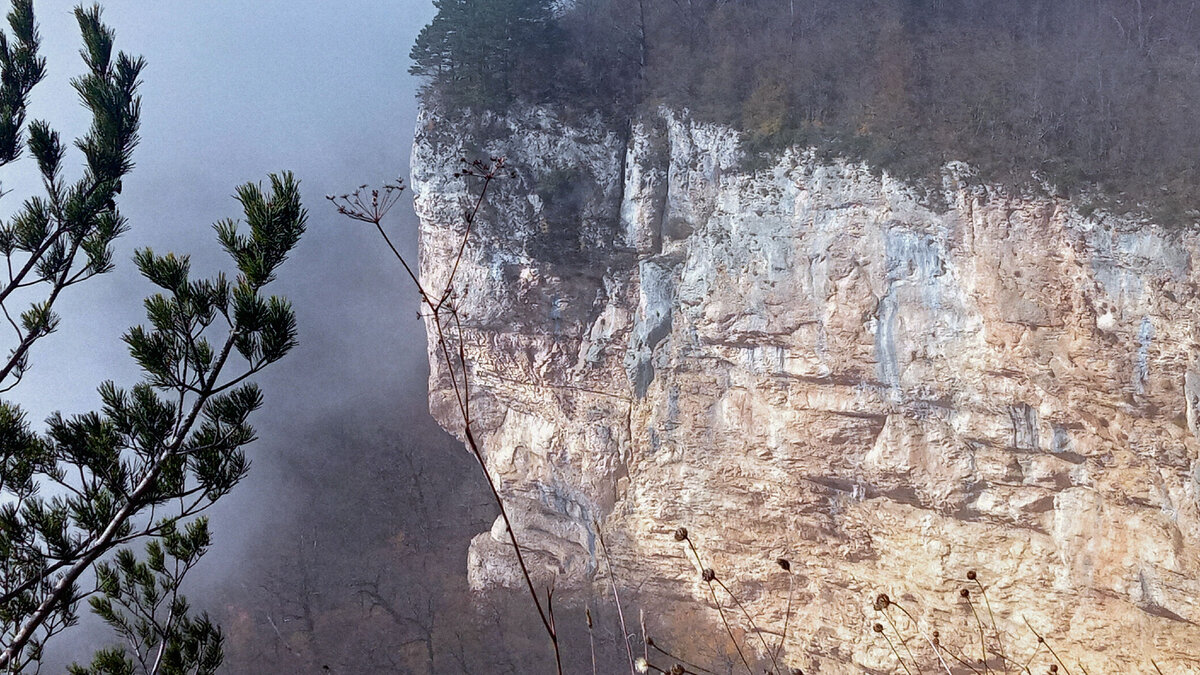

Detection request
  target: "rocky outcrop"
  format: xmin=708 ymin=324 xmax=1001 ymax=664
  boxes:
xmin=411 ymin=106 xmax=1200 ymax=672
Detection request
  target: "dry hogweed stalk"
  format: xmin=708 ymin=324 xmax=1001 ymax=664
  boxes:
xmin=873 ymin=620 xmax=915 ymax=675
xmin=872 ymin=591 xmax=951 ymax=675
xmin=644 ymin=635 xmax=717 ymax=675
xmin=775 ymin=557 xmax=795 ymax=667
xmin=959 ymin=586 xmax=992 ymax=673
xmin=327 ymin=179 xmax=406 ymax=224
xmin=871 ymin=592 xmax=922 ymax=673
xmin=670 ymin=527 xmax=789 ymax=673
xmin=673 ymin=527 xmax=754 ymax=673
xmin=868 ymin=571 xmax=1118 ymax=675
xmin=636 ymin=654 xmax=699 ymax=675
xmin=331 ymin=158 xmax=565 ymax=675
xmin=594 ymin=518 xmax=637 ymax=675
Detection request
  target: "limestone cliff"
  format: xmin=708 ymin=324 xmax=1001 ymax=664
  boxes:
xmin=411 ymin=106 xmax=1200 ymax=672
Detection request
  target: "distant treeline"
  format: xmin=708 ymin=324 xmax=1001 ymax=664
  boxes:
xmin=412 ymin=0 xmax=1200 ymax=221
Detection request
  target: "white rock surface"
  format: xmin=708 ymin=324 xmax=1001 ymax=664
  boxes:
xmin=411 ymin=106 xmax=1200 ymax=672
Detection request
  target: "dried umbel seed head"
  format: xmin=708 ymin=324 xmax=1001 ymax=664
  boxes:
xmin=777 ymin=557 xmax=791 ymax=571
xmin=873 ymin=622 xmax=885 ymax=633
xmin=669 ymin=665 xmax=685 ymax=675
xmin=1049 ymin=666 xmax=1058 ymax=674
xmin=960 ymin=588 xmax=971 ymax=598
xmin=702 ymin=568 xmax=717 ymax=582
xmin=673 ymin=527 xmax=689 ymax=542
xmin=874 ymin=593 xmax=891 ymax=611
xmin=967 ymin=570 xmax=977 ymax=581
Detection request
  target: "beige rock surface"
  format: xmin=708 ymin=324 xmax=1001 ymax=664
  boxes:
xmin=411 ymin=107 xmax=1200 ymax=672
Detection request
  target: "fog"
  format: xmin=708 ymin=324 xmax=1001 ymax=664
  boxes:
xmin=15 ymin=2 xmax=434 ymax=419
xmin=0 ymin=1 xmax=527 ymax=671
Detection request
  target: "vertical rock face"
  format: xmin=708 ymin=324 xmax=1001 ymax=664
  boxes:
xmin=411 ymin=106 xmax=1200 ymax=671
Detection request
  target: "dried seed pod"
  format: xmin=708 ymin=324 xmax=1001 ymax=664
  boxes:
xmin=702 ymin=568 xmax=717 ymax=582
xmin=967 ymin=570 xmax=977 ymax=581
xmin=960 ymin=588 xmax=970 ymax=598
xmin=777 ymin=557 xmax=791 ymax=571
xmin=874 ymin=593 xmax=891 ymax=611
xmin=673 ymin=527 xmax=689 ymax=542
xmin=873 ymin=622 xmax=884 ymax=633
xmin=669 ymin=665 xmax=684 ymax=675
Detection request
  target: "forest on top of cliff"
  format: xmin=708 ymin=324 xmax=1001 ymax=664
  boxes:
xmin=412 ymin=0 xmax=1200 ymax=223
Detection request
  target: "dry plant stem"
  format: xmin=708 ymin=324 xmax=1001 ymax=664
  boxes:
xmin=436 ymin=167 xmax=496 ymax=313
xmin=682 ymin=538 xmax=752 ymax=674
xmin=705 ymin=583 xmax=750 ymax=674
xmin=643 ymin=660 xmax=704 ymax=675
xmin=880 ymin=632 xmax=914 ymax=675
xmin=433 ymin=170 xmax=563 ymax=675
xmin=337 ymin=165 xmax=563 ymax=674
xmin=640 ymin=609 xmax=648 ymax=664
xmin=880 ymin=610 xmax=922 ymax=674
xmin=547 ymin=583 xmax=560 ymax=667
xmin=595 ymin=520 xmax=637 ymax=675
xmin=965 ymin=597 xmax=991 ymax=674
xmin=1151 ymin=660 xmax=1164 ymax=675
xmin=940 ymin=641 xmax=983 ymax=675
xmin=979 ymin=636 xmax=1040 ymax=675
xmin=1022 ymin=618 xmax=1070 ymax=675
xmin=586 ymin=606 xmax=597 ymax=675
xmin=986 ymin=649 xmax=1034 ymax=675
xmin=648 ymin=640 xmax=717 ymax=675
xmin=433 ymin=301 xmax=558 ymax=651
xmin=643 ymin=659 xmax=706 ymax=675
xmin=1017 ymin=642 xmax=1041 ymax=675
xmin=448 ymin=319 xmax=562 ymax=675
xmin=974 ymin=580 xmax=1008 ymax=674
xmin=891 ymin=603 xmax=952 ymax=675
xmin=713 ymin=577 xmax=782 ymax=674
xmin=773 ymin=571 xmax=793 ymax=665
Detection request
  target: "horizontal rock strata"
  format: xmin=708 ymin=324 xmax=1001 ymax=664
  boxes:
xmin=411 ymin=106 xmax=1200 ymax=672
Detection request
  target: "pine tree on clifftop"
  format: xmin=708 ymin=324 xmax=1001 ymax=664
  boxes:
xmin=410 ymin=0 xmax=561 ymax=109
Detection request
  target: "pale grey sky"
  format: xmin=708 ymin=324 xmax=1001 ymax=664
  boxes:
xmin=11 ymin=0 xmax=435 ymax=418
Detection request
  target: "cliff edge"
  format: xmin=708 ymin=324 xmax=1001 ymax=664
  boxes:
xmin=411 ymin=106 xmax=1200 ymax=671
